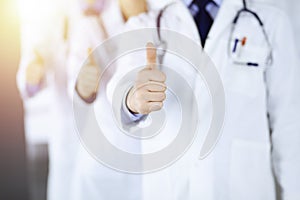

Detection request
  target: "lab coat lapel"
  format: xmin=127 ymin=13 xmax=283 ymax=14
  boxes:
xmin=204 ymin=0 xmax=242 ymax=55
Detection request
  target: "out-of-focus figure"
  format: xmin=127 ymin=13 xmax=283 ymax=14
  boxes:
xmin=17 ymin=0 xmax=81 ymax=199
xmin=67 ymin=0 xmax=150 ymax=199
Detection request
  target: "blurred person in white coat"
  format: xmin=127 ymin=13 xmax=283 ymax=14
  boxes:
xmin=17 ymin=0 xmax=81 ymax=199
xmin=67 ymin=0 xmax=150 ymax=199
xmin=120 ymin=0 xmax=300 ymax=199
xmin=69 ymin=0 xmax=200 ymax=199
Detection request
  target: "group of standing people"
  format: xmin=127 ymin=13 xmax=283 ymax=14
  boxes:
xmin=17 ymin=0 xmax=300 ymax=200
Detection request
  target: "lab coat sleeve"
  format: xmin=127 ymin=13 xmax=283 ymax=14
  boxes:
xmin=17 ymin=7 xmax=36 ymax=98
xmin=17 ymin=53 xmax=33 ymax=99
xmin=67 ymin=19 xmax=93 ymax=101
xmin=117 ymin=11 xmax=157 ymax=123
xmin=16 ymin=1 xmax=62 ymax=99
xmin=16 ymin=23 xmax=46 ymax=99
xmin=266 ymin=12 xmax=300 ymax=199
xmin=17 ymin=9 xmax=38 ymax=99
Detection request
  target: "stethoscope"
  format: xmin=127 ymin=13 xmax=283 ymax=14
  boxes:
xmin=155 ymin=2 xmax=177 ymax=65
xmin=227 ymin=0 xmax=273 ymax=67
xmin=156 ymin=0 xmax=273 ymax=67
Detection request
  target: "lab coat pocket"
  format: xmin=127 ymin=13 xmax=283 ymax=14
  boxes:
xmin=228 ymin=40 xmax=270 ymax=67
xmin=229 ymin=139 xmax=276 ymax=200
xmin=224 ymin=46 xmax=267 ymax=98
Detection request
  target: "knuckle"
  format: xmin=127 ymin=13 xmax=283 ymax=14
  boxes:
xmin=157 ymin=84 xmax=166 ymax=92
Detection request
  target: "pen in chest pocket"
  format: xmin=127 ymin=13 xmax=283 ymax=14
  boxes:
xmin=232 ymin=36 xmax=247 ymax=56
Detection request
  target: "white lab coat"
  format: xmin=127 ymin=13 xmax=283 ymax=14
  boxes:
xmin=122 ymin=0 xmax=300 ymax=199
xmin=275 ymin=0 xmax=300 ymax=55
xmin=67 ymin=1 xmax=144 ymax=199
xmin=17 ymin=0 xmax=80 ymax=199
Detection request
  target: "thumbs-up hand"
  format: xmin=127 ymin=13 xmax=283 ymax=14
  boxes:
xmin=25 ymin=50 xmax=45 ymax=86
xmin=126 ymin=43 xmax=167 ymax=115
xmin=76 ymin=48 xmax=101 ymax=103
xmin=119 ymin=0 xmax=147 ymax=21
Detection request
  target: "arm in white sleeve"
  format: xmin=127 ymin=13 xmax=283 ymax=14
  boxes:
xmin=17 ymin=42 xmax=45 ymax=99
xmin=17 ymin=54 xmax=32 ymax=99
xmin=67 ymin=17 xmax=108 ymax=103
xmin=67 ymin=18 xmax=93 ymax=101
xmin=17 ymin=20 xmax=40 ymax=98
xmin=266 ymin=12 xmax=300 ymax=199
xmin=119 ymin=10 xmax=158 ymax=124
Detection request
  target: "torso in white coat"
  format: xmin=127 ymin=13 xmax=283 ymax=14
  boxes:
xmin=123 ymin=0 xmax=300 ymax=199
xmin=17 ymin=0 xmax=82 ymax=199
xmin=68 ymin=1 xmax=145 ymax=200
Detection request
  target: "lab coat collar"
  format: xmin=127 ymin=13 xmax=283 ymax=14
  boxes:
xmin=182 ymin=0 xmax=223 ymax=7
xmin=182 ymin=0 xmax=193 ymax=6
xmin=214 ymin=0 xmax=223 ymax=6
xmin=204 ymin=0 xmax=240 ymax=52
xmin=223 ymin=0 xmax=274 ymax=5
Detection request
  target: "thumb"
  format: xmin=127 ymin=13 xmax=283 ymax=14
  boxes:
xmin=33 ymin=49 xmax=44 ymax=65
xmin=87 ymin=47 xmax=96 ymax=65
xmin=146 ymin=42 xmax=157 ymax=70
